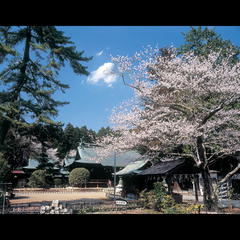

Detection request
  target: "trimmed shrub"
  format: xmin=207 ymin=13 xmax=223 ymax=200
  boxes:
xmin=69 ymin=168 xmax=90 ymax=187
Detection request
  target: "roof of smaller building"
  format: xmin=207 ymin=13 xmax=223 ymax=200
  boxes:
xmin=115 ymin=157 xmax=151 ymax=176
xmin=138 ymin=157 xmax=199 ymax=176
xmin=23 ymin=156 xmax=60 ymax=170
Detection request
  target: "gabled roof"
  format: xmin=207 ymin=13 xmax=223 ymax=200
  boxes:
xmin=64 ymin=156 xmax=76 ymax=167
xmin=138 ymin=157 xmax=199 ymax=176
xmin=23 ymin=156 xmax=60 ymax=170
xmin=115 ymin=157 xmax=152 ymax=176
xmin=101 ymin=150 xmax=141 ymax=167
xmin=74 ymin=143 xmax=141 ymax=167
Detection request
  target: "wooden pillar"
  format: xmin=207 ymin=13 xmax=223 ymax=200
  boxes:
xmin=166 ymin=175 xmax=173 ymax=195
xmin=194 ymin=174 xmax=199 ymax=203
xmin=145 ymin=176 xmax=148 ymax=190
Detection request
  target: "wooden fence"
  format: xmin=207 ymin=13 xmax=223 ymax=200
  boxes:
xmin=2 ymin=200 xmax=142 ymax=214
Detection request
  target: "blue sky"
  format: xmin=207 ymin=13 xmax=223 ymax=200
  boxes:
xmin=32 ymin=26 xmax=240 ymax=132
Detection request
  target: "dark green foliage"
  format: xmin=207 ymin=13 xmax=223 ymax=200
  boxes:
xmin=0 ymin=153 xmax=12 ymax=184
xmin=56 ymin=123 xmax=97 ymax=160
xmin=177 ymin=26 xmax=240 ymax=65
xmin=69 ymin=168 xmax=90 ymax=187
xmin=0 ymin=26 xmax=92 ymax=169
xmin=27 ymin=169 xmax=53 ymax=188
xmin=0 ymin=26 xmax=92 ymax=143
xmin=96 ymin=126 xmax=121 ymax=142
xmin=139 ymin=182 xmax=167 ymax=211
xmin=96 ymin=126 xmax=110 ymax=138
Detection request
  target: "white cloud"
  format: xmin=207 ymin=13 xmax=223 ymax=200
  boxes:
xmin=87 ymin=62 xmax=117 ymax=87
xmin=96 ymin=50 xmax=103 ymax=56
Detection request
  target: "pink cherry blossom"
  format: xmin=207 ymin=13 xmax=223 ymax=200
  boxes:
xmin=96 ymin=45 xmax=240 ymax=168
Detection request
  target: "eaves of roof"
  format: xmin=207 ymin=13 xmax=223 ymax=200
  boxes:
xmin=115 ymin=159 xmax=151 ymax=176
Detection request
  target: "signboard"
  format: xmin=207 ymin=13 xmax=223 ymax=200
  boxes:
xmin=116 ymin=200 xmax=127 ymax=206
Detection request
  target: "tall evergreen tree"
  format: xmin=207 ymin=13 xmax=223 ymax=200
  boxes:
xmin=80 ymin=125 xmax=90 ymax=143
xmin=97 ymin=126 xmax=110 ymax=138
xmin=177 ymin=26 xmax=240 ymax=64
xmin=88 ymin=128 xmax=97 ymax=142
xmin=0 ymin=26 xmax=92 ymax=163
xmin=64 ymin=122 xmax=76 ymax=148
xmin=73 ymin=126 xmax=81 ymax=147
xmin=56 ymin=123 xmax=97 ymax=159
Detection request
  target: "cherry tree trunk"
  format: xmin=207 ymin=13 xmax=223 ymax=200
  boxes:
xmin=200 ymin=166 xmax=218 ymax=212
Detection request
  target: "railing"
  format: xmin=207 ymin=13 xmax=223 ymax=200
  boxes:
xmin=105 ymin=192 xmax=123 ymax=199
xmin=1 ymin=203 xmax=42 ymax=214
xmin=13 ymin=187 xmax=105 ymax=194
xmin=3 ymin=200 xmax=142 ymax=214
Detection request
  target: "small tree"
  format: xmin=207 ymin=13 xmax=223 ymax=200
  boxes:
xmin=27 ymin=169 xmax=53 ymax=188
xmin=69 ymin=168 xmax=90 ymax=187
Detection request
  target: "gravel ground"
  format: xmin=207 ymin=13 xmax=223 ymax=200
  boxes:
xmin=10 ymin=192 xmax=107 ymax=204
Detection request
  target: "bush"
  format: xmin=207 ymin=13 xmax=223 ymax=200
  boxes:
xmin=69 ymin=168 xmax=90 ymax=187
xmin=27 ymin=169 xmax=53 ymax=188
xmin=162 ymin=195 xmax=204 ymax=214
xmin=140 ymin=181 xmax=204 ymax=214
xmin=140 ymin=181 xmax=167 ymax=211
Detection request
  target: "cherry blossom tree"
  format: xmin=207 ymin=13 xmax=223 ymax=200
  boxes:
xmin=97 ymin=45 xmax=240 ymax=211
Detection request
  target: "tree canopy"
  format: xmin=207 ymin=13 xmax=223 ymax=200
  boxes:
xmin=0 ymin=26 xmax=92 ymax=168
xmin=56 ymin=123 xmax=98 ymax=159
xmin=177 ymin=26 xmax=240 ymax=65
xmin=97 ymin=41 xmax=240 ymax=211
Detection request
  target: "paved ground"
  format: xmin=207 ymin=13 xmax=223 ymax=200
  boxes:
xmin=182 ymin=193 xmax=240 ymax=208
xmin=182 ymin=194 xmax=203 ymax=202
xmin=10 ymin=191 xmax=240 ymax=209
xmin=10 ymin=192 xmax=107 ymax=204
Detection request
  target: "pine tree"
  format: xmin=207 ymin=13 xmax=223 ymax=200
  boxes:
xmin=0 ymin=26 xmax=92 ymax=157
xmin=177 ymin=26 xmax=240 ymax=64
xmin=74 ymin=126 xmax=82 ymax=147
xmin=88 ymin=128 xmax=97 ymax=142
xmin=64 ymin=123 xmax=76 ymax=149
xmin=97 ymin=126 xmax=110 ymax=138
xmin=80 ymin=125 xmax=90 ymax=143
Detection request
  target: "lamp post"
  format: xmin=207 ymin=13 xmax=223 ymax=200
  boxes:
xmin=111 ymin=137 xmax=116 ymax=202
xmin=113 ymin=150 xmax=116 ymax=202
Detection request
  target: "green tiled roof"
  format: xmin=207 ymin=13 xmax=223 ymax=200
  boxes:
xmin=23 ymin=156 xmax=60 ymax=170
xmin=64 ymin=156 xmax=76 ymax=167
xmin=115 ymin=158 xmax=151 ymax=176
xmin=75 ymin=144 xmax=141 ymax=167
